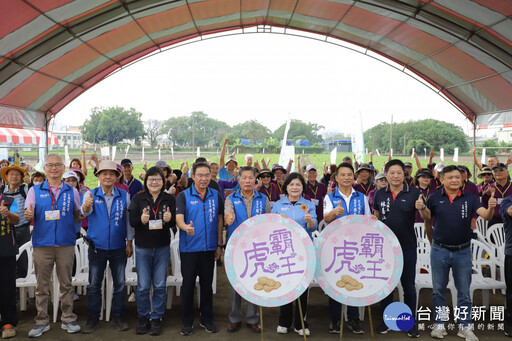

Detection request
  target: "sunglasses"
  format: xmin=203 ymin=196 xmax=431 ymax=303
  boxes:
xmin=260 ymin=174 xmax=272 ymax=178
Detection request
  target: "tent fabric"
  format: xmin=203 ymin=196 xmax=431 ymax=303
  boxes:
xmin=0 ymin=0 xmax=511 ymax=126
xmin=0 ymin=127 xmax=58 ymax=145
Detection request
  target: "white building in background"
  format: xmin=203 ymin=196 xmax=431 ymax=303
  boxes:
xmin=497 ymin=128 xmax=512 ymax=143
xmin=53 ymin=126 xmax=83 ymax=149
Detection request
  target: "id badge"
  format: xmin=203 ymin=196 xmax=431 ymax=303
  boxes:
xmin=498 ymin=198 xmax=503 ymax=205
xmin=45 ymin=210 xmax=60 ymax=221
xmin=280 ymin=194 xmax=286 ymax=199
xmin=149 ymin=219 xmax=163 ymax=230
xmin=311 ymin=199 xmax=319 ymax=206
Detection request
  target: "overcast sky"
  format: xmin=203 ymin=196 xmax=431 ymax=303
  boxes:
xmin=55 ymin=31 xmax=475 ymax=137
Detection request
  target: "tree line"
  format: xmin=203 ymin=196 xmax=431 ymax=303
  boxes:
xmin=81 ymin=107 xmax=324 ymax=148
xmin=80 ymin=107 xmax=469 ymax=153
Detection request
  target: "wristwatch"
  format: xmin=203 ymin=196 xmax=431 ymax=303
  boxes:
xmin=217 ymin=244 xmax=225 ymax=248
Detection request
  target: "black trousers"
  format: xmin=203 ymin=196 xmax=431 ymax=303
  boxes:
xmin=505 ymin=255 xmax=512 ymax=323
xmin=180 ymin=251 xmax=215 ymax=327
xmin=15 ymin=224 xmax=30 ymax=279
xmin=0 ymin=256 xmax=18 ymax=327
xmin=279 ymin=289 xmax=309 ymax=330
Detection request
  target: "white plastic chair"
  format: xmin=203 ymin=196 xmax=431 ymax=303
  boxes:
xmin=165 ymin=239 xmax=214 ymax=309
xmin=448 ymin=240 xmax=505 ymax=310
xmin=486 ymin=223 xmax=505 ymax=259
xmin=317 ymin=219 xmax=327 ymax=232
xmin=414 ymin=223 xmax=426 ymax=240
xmin=16 ymin=241 xmax=36 ymax=311
xmin=475 ymin=217 xmax=489 ymax=240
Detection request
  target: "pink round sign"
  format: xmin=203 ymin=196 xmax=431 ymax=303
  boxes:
xmin=314 ymin=215 xmax=403 ymax=306
xmin=225 ymin=213 xmax=316 ymax=307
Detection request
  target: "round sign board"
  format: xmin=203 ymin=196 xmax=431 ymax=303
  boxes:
xmin=314 ymin=215 xmax=403 ymax=306
xmin=225 ymin=213 xmax=316 ymax=307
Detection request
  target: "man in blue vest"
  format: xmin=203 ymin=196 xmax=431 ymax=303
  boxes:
xmin=323 ymin=162 xmax=370 ymax=334
xmin=24 ymin=154 xmax=82 ymax=337
xmin=80 ymin=160 xmax=134 ymax=334
xmin=176 ymin=162 xmax=224 ymax=336
xmin=224 ymin=166 xmax=271 ymax=333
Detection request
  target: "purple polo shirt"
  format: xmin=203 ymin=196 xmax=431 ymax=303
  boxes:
xmin=258 ymin=183 xmax=281 ymax=203
xmin=353 ymin=181 xmax=375 ymax=196
xmin=482 ymin=180 xmax=512 ymax=219
xmin=303 ymin=180 xmax=327 ymax=222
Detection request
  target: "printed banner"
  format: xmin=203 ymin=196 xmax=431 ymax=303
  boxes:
xmin=314 ymin=215 xmax=403 ymax=306
xmin=225 ymin=213 xmax=316 ymax=307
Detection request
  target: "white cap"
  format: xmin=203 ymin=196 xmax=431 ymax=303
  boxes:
xmin=63 ymin=170 xmax=79 ymax=182
xmin=434 ymin=163 xmax=446 ymax=172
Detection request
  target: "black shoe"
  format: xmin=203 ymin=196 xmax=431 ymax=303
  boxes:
xmin=82 ymin=317 xmax=100 ymax=334
xmin=150 ymin=319 xmax=162 ymax=336
xmin=376 ymin=322 xmax=390 ymax=334
xmin=328 ymin=320 xmax=340 ymax=334
xmin=181 ymin=325 xmax=193 ymax=336
xmin=113 ymin=315 xmax=129 ymax=331
xmin=136 ymin=317 xmax=150 ymax=335
xmin=347 ymin=319 xmax=365 ymax=334
xmin=407 ymin=324 xmax=420 ymax=338
xmin=199 ymin=321 xmax=218 ymax=333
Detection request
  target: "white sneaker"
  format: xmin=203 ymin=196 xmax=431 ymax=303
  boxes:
xmin=276 ymin=326 xmax=288 ymax=334
xmin=457 ymin=325 xmax=479 ymax=341
xmin=431 ymin=324 xmax=448 ymax=339
xmin=128 ymin=292 xmax=136 ymax=302
xmin=61 ymin=322 xmax=81 ymax=334
xmin=28 ymin=324 xmax=50 ymax=338
xmin=294 ymin=327 xmax=311 ymax=336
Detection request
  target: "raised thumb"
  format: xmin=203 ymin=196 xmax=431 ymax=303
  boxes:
xmin=143 ymin=208 xmax=147 ymax=215
xmin=166 ymin=207 xmax=170 ymax=213
xmin=189 ymin=220 xmax=193 ymax=226
xmin=0 ymin=200 xmax=4 ymax=206
xmin=491 ymin=191 xmax=495 ymax=198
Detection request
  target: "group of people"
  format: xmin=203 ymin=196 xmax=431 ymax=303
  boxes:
xmin=0 ymin=142 xmax=509 ymax=341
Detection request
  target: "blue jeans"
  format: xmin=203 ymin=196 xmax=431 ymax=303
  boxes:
xmin=381 ymin=248 xmax=417 ymax=317
xmin=135 ymin=245 xmax=170 ymax=320
xmin=431 ymin=243 xmax=472 ymax=325
xmin=87 ymin=248 xmax=127 ymax=319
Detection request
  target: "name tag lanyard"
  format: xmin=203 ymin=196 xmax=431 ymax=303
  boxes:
xmin=308 ymin=183 xmax=318 ymax=198
xmin=150 ymin=201 xmax=161 ymax=218
xmin=49 ymin=186 xmax=57 ymax=209
xmin=496 ymin=181 xmax=511 ymax=198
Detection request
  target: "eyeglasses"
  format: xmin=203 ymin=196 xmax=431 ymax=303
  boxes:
xmin=65 ymin=178 xmax=77 ymax=182
xmin=194 ymin=173 xmax=210 ymax=179
xmin=147 ymin=178 xmax=163 ymax=183
xmin=260 ymin=174 xmax=271 ymax=178
xmin=45 ymin=163 xmax=63 ymax=168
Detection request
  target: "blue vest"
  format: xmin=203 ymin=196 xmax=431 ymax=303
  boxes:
xmin=86 ymin=187 xmax=128 ymax=250
xmin=327 ymin=189 xmax=366 ymax=220
xmin=32 ymin=181 xmax=77 ymax=247
xmin=180 ymin=185 xmax=220 ymax=252
xmin=227 ymin=190 xmax=267 ymax=240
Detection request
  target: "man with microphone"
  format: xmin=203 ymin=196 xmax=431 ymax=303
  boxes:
xmin=224 ymin=166 xmax=271 ymax=333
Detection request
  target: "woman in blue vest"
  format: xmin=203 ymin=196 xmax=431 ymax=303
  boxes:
xmin=323 ymin=162 xmax=371 ymax=335
xmin=128 ymin=167 xmax=175 ymax=336
xmin=271 ymin=172 xmax=317 ymax=336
